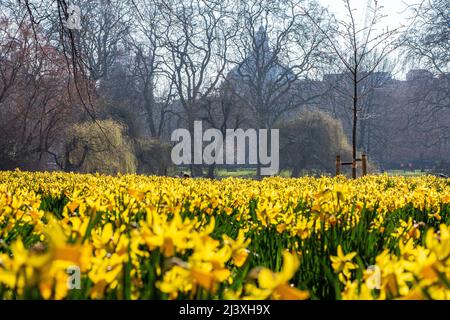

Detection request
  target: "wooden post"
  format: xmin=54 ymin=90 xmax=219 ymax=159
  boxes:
xmin=336 ymin=155 xmax=341 ymax=176
xmin=362 ymin=154 xmax=367 ymax=176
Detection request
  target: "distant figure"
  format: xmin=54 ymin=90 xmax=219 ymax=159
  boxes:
xmin=177 ymin=171 xmax=190 ymax=178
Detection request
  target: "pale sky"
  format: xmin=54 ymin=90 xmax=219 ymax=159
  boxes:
xmin=317 ymin=0 xmax=422 ymax=78
xmin=317 ymin=0 xmax=419 ymax=30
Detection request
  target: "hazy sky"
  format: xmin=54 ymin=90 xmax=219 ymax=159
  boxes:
xmin=318 ymin=0 xmax=419 ymax=30
xmin=317 ymin=0 xmax=422 ymax=78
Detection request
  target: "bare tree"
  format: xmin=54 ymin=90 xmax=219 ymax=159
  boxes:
xmin=400 ymin=71 xmax=450 ymax=165
xmin=17 ymin=0 xmax=117 ymax=149
xmin=225 ymin=0 xmax=332 ymax=177
xmin=302 ymin=0 xmax=402 ymax=178
xmin=404 ymin=0 xmax=449 ymax=77
xmin=157 ymin=0 xmax=236 ymax=176
xmin=320 ymin=58 xmax=397 ymax=155
xmin=127 ymin=0 xmax=176 ymax=139
xmin=402 ymin=0 xmax=450 ymax=151
xmin=73 ymin=0 xmax=132 ymax=82
xmin=0 ymin=13 xmax=79 ymax=169
xmin=199 ymin=87 xmax=249 ymax=178
xmin=227 ymin=0 xmax=331 ymax=129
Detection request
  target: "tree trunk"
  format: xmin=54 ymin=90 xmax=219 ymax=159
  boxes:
xmin=187 ymin=110 xmax=203 ymax=177
xmin=352 ymin=75 xmax=358 ymax=179
xmin=207 ymin=164 xmax=215 ymax=179
xmin=291 ymin=166 xmax=300 ymax=178
xmin=255 ymin=116 xmax=267 ymax=179
xmin=144 ymin=90 xmax=157 ymax=137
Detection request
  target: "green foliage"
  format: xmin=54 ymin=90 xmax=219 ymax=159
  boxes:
xmin=66 ymin=119 xmax=137 ymax=174
xmin=278 ymin=109 xmax=352 ymax=176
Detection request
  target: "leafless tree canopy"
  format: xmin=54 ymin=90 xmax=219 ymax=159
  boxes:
xmin=0 ymin=0 xmax=448 ymax=176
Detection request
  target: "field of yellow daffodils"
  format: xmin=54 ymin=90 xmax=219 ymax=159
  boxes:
xmin=0 ymin=171 xmax=449 ymax=300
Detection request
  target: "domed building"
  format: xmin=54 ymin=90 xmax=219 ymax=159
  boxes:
xmin=226 ymin=26 xmax=296 ymax=96
xmin=223 ymin=26 xmax=300 ymax=128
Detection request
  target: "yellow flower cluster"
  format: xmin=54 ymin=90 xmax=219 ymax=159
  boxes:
xmin=339 ymin=224 xmax=450 ymax=300
xmin=0 ymin=171 xmax=448 ymax=300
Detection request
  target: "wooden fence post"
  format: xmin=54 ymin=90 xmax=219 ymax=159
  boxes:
xmin=362 ymin=154 xmax=367 ymax=176
xmin=336 ymin=155 xmax=341 ymax=176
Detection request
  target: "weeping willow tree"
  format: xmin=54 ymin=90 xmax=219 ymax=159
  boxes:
xmin=64 ymin=119 xmax=137 ymax=174
xmin=278 ymin=109 xmax=352 ymax=177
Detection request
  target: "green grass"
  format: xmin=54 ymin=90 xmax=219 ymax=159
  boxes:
xmin=174 ymin=166 xmax=431 ymax=178
xmin=385 ymin=170 xmax=429 ymax=177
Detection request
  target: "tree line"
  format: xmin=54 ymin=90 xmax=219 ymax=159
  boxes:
xmin=0 ymin=0 xmax=448 ymax=177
